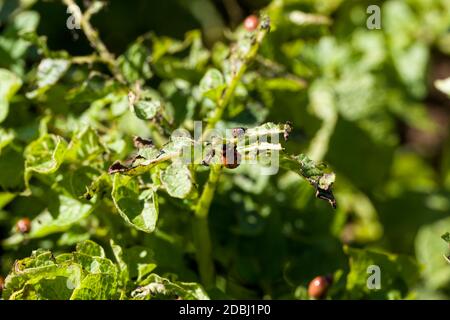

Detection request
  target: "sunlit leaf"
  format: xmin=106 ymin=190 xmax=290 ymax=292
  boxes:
xmin=111 ymin=174 xmax=159 ymax=233
xmin=27 ymin=58 xmax=70 ymax=98
xmin=0 ymin=68 xmax=22 ymax=123
xmin=160 ymin=161 xmax=195 ymax=199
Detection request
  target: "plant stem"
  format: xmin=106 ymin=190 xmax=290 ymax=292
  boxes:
xmin=201 ymin=21 xmax=270 ymax=140
xmin=195 ymin=164 xmax=222 ymax=219
xmin=192 ymin=216 xmax=215 ymax=288
xmin=62 ymin=0 xmax=123 ymax=82
xmin=193 ymin=164 xmax=222 ymax=288
xmin=192 ymin=19 xmax=270 ymax=288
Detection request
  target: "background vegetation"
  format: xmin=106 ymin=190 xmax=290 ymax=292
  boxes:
xmin=0 ymin=0 xmax=450 ymax=300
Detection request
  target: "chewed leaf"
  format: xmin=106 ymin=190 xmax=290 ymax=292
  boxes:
xmin=24 ymin=134 xmax=68 ymax=191
xmin=111 ymin=174 xmax=159 ymax=233
xmin=281 ymin=153 xmax=336 ymax=208
xmin=243 ymin=122 xmax=292 ymax=140
xmin=160 ymin=161 xmax=196 ymax=199
xmin=108 ymin=136 xmax=193 ymax=176
xmin=132 ymin=273 xmax=209 ymax=300
xmin=0 ymin=68 xmax=22 ymax=123
xmin=3 ymin=242 xmax=120 ymax=300
xmin=133 ymin=136 xmax=154 ymax=149
xmin=108 ymin=161 xmax=130 ymax=174
xmin=83 ymin=173 xmax=111 ymax=200
xmin=237 ymin=141 xmax=283 ymax=154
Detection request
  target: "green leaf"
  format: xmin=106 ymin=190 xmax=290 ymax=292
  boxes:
xmin=111 ymin=174 xmax=159 ymax=233
xmin=3 ymin=242 xmax=121 ymax=300
xmin=3 ymin=249 xmax=79 ymax=300
xmin=132 ymin=274 xmax=209 ymax=300
xmin=118 ymin=40 xmax=153 ymax=83
xmin=384 ymin=1 xmax=428 ymax=98
xmin=110 ymin=239 xmax=128 ymax=280
xmin=345 ymin=246 xmax=419 ymax=299
xmin=111 ymin=240 xmax=156 ymax=282
xmin=76 ymin=240 xmax=106 ymax=258
xmin=0 ymin=11 xmax=40 ymax=71
xmin=415 ymin=217 xmax=450 ymax=289
xmin=59 ymin=165 xmax=103 ymax=199
xmin=29 ymin=194 xmax=94 ymax=238
xmin=10 ymin=275 xmax=77 ymax=300
xmin=137 ymin=145 xmax=160 ymax=160
xmin=132 ymin=99 xmax=162 ymax=120
xmin=66 ymin=73 xmax=119 ymax=103
xmin=8 ymin=267 xmax=82 ymax=300
xmin=0 ymin=192 xmax=15 ymax=209
xmin=70 ymin=273 xmax=119 ymax=300
xmin=0 ymin=68 xmax=22 ymax=123
xmin=27 ymin=58 xmax=70 ymax=98
xmin=65 ymin=126 xmax=107 ymax=163
xmin=24 ymin=134 xmax=68 ymax=191
xmin=0 ymin=128 xmax=15 ymax=154
xmin=71 ymin=253 xmax=117 ymax=275
xmin=199 ymin=68 xmax=225 ymax=101
xmin=160 ymin=161 xmax=195 ymax=199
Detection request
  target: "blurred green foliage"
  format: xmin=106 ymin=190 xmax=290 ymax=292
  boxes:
xmin=0 ymin=0 xmax=450 ymax=300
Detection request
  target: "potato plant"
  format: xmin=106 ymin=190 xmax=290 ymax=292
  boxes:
xmin=0 ymin=0 xmax=450 ymax=300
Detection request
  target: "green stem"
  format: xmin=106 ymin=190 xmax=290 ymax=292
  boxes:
xmin=192 ymin=216 xmax=215 ymax=288
xmin=201 ymin=22 xmax=269 ymax=140
xmin=195 ymin=165 xmax=222 ymax=219
xmin=192 ymin=18 xmax=270 ymax=288
xmin=193 ymin=164 xmax=222 ymax=288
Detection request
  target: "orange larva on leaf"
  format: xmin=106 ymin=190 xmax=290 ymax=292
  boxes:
xmin=308 ymin=275 xmax=332 ymax=299
xmin=222 ymin=144 xmax=241 ymax=169
xmin=16 ymin=217 xmax=31 ymax=234
xmin=244 ymin=15 xmax=259 ymax=32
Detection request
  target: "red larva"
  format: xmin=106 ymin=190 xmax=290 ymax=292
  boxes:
xmin=0 ymin=276 xmax=4 ymax=293
xmin=244 ymin=15 xmax=259 ymax=32
xmin=221 ymin=144 xmax=241 ymax=169
xmin=308 ymin=275 xmax=332 ymax=299
xmin=16 ymin=217 xmax=31 ymax=234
